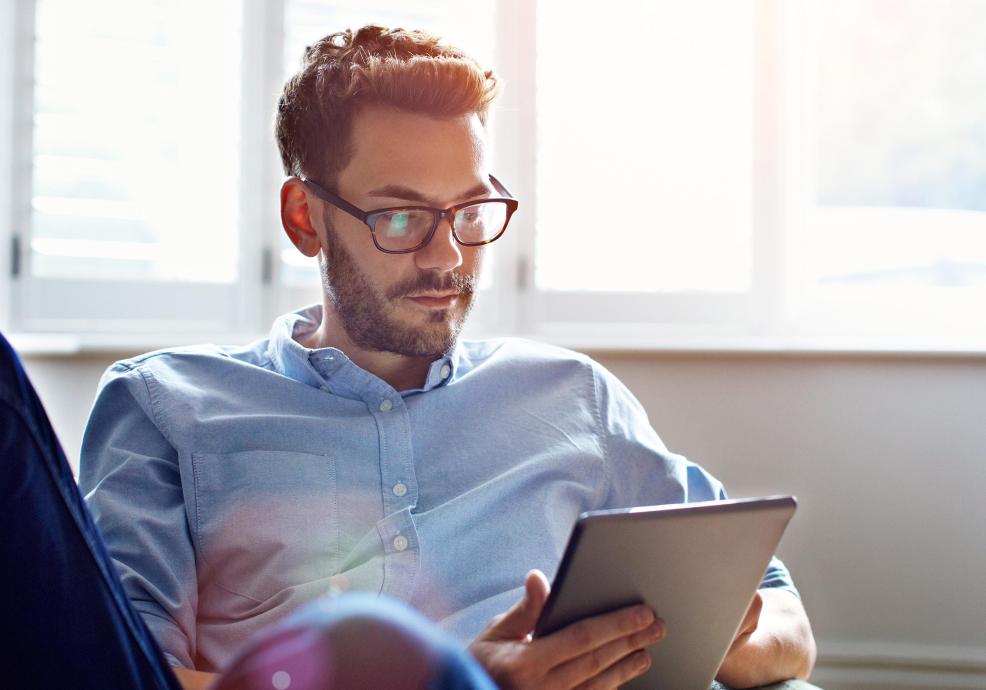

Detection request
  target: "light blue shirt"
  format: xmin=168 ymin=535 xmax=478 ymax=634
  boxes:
xmin=80 ymin=304 xmax=797 ymax=672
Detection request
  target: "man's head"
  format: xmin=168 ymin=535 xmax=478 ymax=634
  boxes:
xmin=276 ymin=25 xmax=506 ymax=359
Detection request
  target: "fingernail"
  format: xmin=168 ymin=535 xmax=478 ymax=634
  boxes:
xmin=636 ymin=607 xmax=655 ymax=626
xmin=634 ymin=650 xmax=651 ymax=670
xmin=635 ymin=621 xmax=665 ymax=645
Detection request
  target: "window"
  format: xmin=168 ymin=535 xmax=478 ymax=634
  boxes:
xmin=525 ymin=0 xmax=761 ymax=344
xmin=786 ymin=0 xmax=986 ymax=341
xmin=521 ymin=0 xmax=986 ymax=346
xmin=12 ymin=0 xmax=247 ymax=334
xmin=2 ymin=0 xmax=985 ymax=350
xmin=31 ymin=0 xmax=242 ymax=285
xmin=535 ymin=1 xmax=755 ymax=295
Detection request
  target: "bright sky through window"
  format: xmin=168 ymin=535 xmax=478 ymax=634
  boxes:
xmin=30 ymin=0 xmax=243 ymax=283
xmin=799 ymin=0 xmax=986 ymax=293
xmin=535 ymin=1 xmax=755 ymax=294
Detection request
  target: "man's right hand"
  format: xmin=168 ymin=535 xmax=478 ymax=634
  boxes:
xmin=468 ymin=570 xmax=665 ymax=689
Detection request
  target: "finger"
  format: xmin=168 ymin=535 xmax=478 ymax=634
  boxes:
xmin=527 ymin=568 xmax=551 ymax=604
xmin=535 ymin=603 xmax=658 ymax=669
xmin=548 ymin=619 xmax=664 ymax=690
xmin=484 ymin=569 xmax=551 ymax=640
xmin=571 ymin=648 xmax=653 ymax=690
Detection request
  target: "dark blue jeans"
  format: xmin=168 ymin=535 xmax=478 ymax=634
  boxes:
xmin=0 ymin=332 xmax=495 ymax=690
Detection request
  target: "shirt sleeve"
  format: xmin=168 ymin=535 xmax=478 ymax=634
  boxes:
xmin=78 ymin=361 xmax=199 ymax=668
xmin=589 ymin=359 xmax=800 ymax=598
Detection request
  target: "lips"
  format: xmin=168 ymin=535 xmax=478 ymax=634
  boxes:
xmin=407 ymin=292 xmax=460 ymax=309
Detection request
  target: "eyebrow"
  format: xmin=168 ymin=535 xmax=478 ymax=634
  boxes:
xmin=366 ymin=181 xmax=492 ymax=206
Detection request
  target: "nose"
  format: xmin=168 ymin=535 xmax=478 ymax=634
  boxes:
xmin=414 ymin=216 xmax=462 ymax=273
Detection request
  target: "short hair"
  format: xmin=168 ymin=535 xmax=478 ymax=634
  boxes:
xmin=275 ymin=24 xmax=500 ymax=188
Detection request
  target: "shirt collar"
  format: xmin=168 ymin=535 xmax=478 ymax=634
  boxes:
xmin=266 ymin=303 xmax=461 ymax=396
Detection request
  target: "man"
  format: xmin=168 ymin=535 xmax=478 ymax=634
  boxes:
xmin=80 ymin=25 xmax=816 ymax=689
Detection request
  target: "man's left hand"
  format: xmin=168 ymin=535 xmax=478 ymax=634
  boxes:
xmin=715 ymin=588 xmax=816 ymax=689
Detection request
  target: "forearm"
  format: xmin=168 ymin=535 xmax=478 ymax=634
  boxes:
xmin=716 ymin=588 xmax=817 ymax=689
xmin=173 ymin=667 xmax=218 ymax=690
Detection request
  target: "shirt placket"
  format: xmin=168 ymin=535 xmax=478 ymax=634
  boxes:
xmin=370 ymin=391 xmax=420 ymax=601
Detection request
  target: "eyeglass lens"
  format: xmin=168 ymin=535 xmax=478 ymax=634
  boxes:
xmin=371 ymin=201 xmax=509 ymax=250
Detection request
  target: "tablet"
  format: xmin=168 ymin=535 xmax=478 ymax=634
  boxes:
xmin=532 ymin=495 xmax=797 ymax=690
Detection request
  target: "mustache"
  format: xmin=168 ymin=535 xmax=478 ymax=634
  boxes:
xmin=385 ymin=271 xmax=477 ymax=300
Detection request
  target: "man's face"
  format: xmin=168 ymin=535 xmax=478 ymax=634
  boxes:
xmin=318 ymin=106 xmax=492 ymax=357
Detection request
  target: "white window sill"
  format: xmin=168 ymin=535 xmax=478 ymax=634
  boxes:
xmin=8 ymin=329 xmax=986 ymax=359
xmin=7 ymin=332 xmax=267 ymax=356
xmin=546 ymin=333 xmax=986 ymax=358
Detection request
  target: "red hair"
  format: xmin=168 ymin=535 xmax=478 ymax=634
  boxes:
xmin=275 ymin=25 xmax=500 ymax=187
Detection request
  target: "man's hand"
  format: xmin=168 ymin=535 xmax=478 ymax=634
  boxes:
xmin=468 ymin=570 xmax=666 ymax=690
xmin=716 ymin=588 xmax=816 ymax=689
xmin=724 ymin=590 xmax=764 ymax=659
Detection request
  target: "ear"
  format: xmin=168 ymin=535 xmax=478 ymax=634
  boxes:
xmin=280 ymin=177 xmax=323 ymax=258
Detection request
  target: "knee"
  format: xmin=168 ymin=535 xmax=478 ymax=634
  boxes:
xmin=215 ymin=594 xmax=458 ymax=690
xmin=308 ymin=594 xmax=447 ymax=684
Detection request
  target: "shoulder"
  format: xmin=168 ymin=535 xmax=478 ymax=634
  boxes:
xmin=120 ymin=338 xmax=268 ymax=372
xmin=98 ymin=339 xmax=272 ymax=394
xmin=454 ymin=336 xmax=638 ymax=398
xmin=456 ymin=336 xmax=597 ymax=379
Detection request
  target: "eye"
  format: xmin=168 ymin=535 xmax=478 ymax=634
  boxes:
xmin=461 ymin=207 xmax=484 ymax=223
xmin=376 ymin=210 xmax=432 ymax=239
xmin=384 ymin=212 xmax=411 ymax=237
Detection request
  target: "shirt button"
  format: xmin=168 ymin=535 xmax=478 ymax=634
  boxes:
xmin=440 ymin=365 xmax=451 ymax=379
xmin=393 ymin=535 xmax=409 ymax=552
xmin=379 ymin=399 xmax=393 ymax=412
xmin=393 ymin=482 xmax=408 ymax=497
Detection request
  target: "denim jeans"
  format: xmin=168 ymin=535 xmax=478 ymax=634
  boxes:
xmin=0 ymin=331 xmax=495 ymax=690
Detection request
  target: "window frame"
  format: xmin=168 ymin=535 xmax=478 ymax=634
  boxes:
xmin=4 ymin=0 xmax=265 ymax=339
xmin=3 ymin=0 xmax=986 ymax=356
xmin=492 ymin=0 xmax=789 ymax=346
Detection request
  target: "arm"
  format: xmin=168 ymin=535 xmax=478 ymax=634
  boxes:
xmin=79 ymin=362 xmax=200 ymax=667
xmin=589 ymin=361 xmax=816 ymax=685
xmin=716 ymin=588 xmax=817 ymax=689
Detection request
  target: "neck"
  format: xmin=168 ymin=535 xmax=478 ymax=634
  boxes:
xmin=300 ymin=301 xmax=435 ymax=391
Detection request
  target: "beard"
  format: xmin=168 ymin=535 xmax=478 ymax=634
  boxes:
xmin=320 ymin=221 xmax=478 ymax=358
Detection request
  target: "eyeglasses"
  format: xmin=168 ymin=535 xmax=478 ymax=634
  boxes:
xmin=300 ymin=174 xmax=519 ymax=254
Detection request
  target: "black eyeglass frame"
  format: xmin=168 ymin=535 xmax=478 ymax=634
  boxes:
xmin=299 ymin=174 xmax=519 ymax=254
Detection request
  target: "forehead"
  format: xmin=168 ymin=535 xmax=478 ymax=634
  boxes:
xmin=338 ymin=106 xmax=489 ymax=199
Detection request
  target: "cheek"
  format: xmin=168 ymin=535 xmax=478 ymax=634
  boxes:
xmin=375 ymin=256 xmax=421 ymax=293
xmin=462 ymin=246 xmax=485 ymax=274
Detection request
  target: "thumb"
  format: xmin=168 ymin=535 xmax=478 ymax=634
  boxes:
xmin=487 ymin=569 xmax=551 ymax=640
xmin=729 ymin=591 xmax=763 ymax=654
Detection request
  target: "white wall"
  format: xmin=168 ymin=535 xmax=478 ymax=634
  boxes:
xmin=593 ymin=352 xmax=986 ymax=690
xmin=19 ymin=349 xmax=986 ymax=690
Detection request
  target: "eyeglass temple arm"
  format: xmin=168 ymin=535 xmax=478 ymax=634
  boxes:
xmin=299 ymin=177 xmax=369 ymax=223
xmin=489 ymin=174 xmax=514 ymax=199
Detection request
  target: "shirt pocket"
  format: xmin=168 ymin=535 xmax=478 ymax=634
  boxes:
xmin=191 ymin=450 xmax=338 ymax=604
